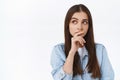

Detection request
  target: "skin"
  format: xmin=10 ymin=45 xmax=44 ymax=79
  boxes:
xmin=69 ymin=12 xmax=89 ymax=54
xmin=63 ymin=12 xmax=89 ymax=74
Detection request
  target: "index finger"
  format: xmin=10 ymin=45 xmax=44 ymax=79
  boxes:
xmin=74 ymin=31 xmax=84 ymax=37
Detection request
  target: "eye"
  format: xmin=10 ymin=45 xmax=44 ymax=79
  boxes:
xmin=71 ymin=20 xmax=78 ymax=24
xmin=82 ymin=21 xmax=88 ymax=25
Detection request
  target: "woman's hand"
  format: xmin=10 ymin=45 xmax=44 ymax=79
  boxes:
xmin=63 ymin=32 xmax=86 ymax=74
xmin=70 ymin=32 xmax=86 ymax=55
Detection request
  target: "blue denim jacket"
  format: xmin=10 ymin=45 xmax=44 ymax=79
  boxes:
xmin=50 ymin=43 xmax=114 ymax=80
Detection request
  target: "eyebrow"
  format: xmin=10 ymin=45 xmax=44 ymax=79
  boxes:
xmin=71 ymin=17 xmax=88 ymax=21
xmin=71 ymin=17 xmax=78 ymax=20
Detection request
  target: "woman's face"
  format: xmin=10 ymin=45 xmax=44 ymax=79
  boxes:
xmin=69 ymin=12 xmax=89 ymax=37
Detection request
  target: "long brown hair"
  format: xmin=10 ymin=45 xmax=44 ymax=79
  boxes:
xmin=64 ymin=4 xmax=101 ymax=78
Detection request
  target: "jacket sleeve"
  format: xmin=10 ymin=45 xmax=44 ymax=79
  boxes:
xmin=100 ymin=46 xmax=114 ymax=80
xmin=50 ymin=45 xmax=73 ymax=80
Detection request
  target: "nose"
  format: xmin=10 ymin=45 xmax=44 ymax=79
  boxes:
xmin=77 ymin=23 xmax=83 ymax=31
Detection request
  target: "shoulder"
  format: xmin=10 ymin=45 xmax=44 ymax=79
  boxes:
xmin=95 ymin=43 xmax=107 ymax=54
xmin=50 ymin=43 xmax=66 ymax=69
xmin=95 ymin=43 xmax=108 ymax=65
xmin=95 ymin=43 xmax=106 ymax=52
xmin=95 ymin=43 xmax=105 ymax=49
xmin=53 ymin=43 xmax=65 ymax=50
xmin=51 ymin=43 xmax=66 ymax=61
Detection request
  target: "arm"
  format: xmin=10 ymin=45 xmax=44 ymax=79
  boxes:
xmin=50 ymin=45 xmax=73 ymax=80
xmin=50 ymin=32 xmax=85 ymax=80
xmin=63 ymin=32 xmax=86 ymax=76
xmin=63 ymin=49 xmax=76 ymax=75
xmin=100 ymin=46 xmax=114 ymax=80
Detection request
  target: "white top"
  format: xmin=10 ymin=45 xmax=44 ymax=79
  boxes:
xmin=78 ymin=47 xmax=84 ymax=62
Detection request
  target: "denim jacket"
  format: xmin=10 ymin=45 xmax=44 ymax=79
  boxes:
xmin=50 ymin=43 xmax=114 ymax=80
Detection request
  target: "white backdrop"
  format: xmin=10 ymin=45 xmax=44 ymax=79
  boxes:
xmin=0 ymin=0 xmax=120 ymax=80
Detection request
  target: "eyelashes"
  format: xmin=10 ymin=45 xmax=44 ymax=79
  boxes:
xmin=82 ymin=21 xmax=88 ymax=25
xmin=71 ymin=20 xmax=78 ymax=24
xmin=71 ymin=20 xmax=88 ymax=25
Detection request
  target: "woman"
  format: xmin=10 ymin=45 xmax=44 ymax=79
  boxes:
xmin=50 ymin=4 xmax=114 ymax=80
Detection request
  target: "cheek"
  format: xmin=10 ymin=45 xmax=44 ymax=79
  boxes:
xmin=69 ymin=25 xmax=75 ymax=36
xmin=84 ymin=26 xmax=89 ymax=34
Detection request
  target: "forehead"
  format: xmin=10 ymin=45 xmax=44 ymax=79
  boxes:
xmin=71 ymin=12 xmax=88 ymax=20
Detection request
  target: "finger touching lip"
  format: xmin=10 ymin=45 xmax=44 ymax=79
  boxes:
xmin=74 ymin=31 xmax=84 ymax=36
